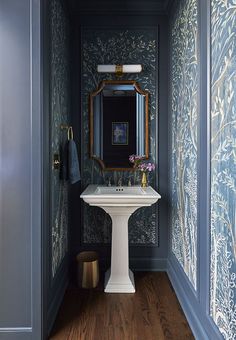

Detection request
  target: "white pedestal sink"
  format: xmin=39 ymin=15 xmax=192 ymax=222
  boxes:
xmin=80 ymin=185 xmax=161 ymax=293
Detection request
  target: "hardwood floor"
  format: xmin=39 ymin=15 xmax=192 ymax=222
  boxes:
xmin=49 ymin=272 xmax=194 ymax=340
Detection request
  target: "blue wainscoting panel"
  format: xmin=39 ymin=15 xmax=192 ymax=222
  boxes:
xmin=0 ymin=0 xmax=42 ymax=338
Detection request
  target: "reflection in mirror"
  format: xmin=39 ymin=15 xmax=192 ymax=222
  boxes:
xmin=90 ymin=80 xmax=149 ymax=170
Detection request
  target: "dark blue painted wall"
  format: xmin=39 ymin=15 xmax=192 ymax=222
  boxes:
xmin=0 ymin=0 xmax=42 ymax=339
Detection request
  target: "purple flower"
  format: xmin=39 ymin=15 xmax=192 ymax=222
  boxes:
xmin=129 ymin=154 xmax=135 ymax=163
xmin=138 ymin=161 xmax=155 ymax=172
xmin=129 ymin=155 xmax=155 ymax=172
xmin=129 ymin=154 xmax=145 ymax=168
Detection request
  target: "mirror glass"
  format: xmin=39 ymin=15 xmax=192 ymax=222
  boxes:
xmin=90 ymin=80 xmax=149 ymax=170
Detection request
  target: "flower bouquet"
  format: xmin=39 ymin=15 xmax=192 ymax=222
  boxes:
xmin=129 ymin=155 xmax=155 ymax=187
xmin=128 ymin=154 xmax=144 ymax=169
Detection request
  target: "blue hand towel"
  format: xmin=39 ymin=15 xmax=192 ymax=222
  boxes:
xmin=68 ymin=139 xmax=81 ymax=184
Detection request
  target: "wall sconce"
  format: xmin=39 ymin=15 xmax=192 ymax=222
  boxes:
xmin=97 ymin=64 xmax=142 ymax=76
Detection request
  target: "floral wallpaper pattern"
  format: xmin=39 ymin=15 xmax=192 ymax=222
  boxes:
xmin=210 ymin=0 xmax=236 ymax=338
xmin=50 ymin=0 xmax=70 ymax=277
xmin=170 ymin=0 xmax=199 ymax=289
xmin=81 ymin=29 xmax=158 ymax=244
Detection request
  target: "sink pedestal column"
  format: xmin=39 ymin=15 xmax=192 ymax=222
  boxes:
xmin=102 ymin=207 xmax=137 ymax=293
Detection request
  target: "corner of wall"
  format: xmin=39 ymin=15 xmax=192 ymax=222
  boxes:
xmin=167 ymin=255 xmax=223 ymax=339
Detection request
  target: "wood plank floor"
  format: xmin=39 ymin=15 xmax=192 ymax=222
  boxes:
xmin=49 ymin=272 xmax=194 ymax=340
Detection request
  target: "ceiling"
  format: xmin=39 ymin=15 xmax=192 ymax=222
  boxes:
xmin=67 ymin=0 xmax=175 ymax=14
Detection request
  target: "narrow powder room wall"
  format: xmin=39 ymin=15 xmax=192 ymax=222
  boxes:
xmin=70 ymin=9 xmax=169 ymax=272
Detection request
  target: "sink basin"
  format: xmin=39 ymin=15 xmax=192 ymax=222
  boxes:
xmin=80 ymin=184 xmax=161 ymax=293
xmin=81 ymin=185 xmax=161 ymax=207
xmin=95 ymin=186 xmax=146 ymax=195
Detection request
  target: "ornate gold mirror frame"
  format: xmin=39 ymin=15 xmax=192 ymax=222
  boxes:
xmin=89 ymin=80 xmax=149 ymax=171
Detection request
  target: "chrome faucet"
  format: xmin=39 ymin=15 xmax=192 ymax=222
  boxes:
xmin=117 ymin=177 xmax=122 ymax=186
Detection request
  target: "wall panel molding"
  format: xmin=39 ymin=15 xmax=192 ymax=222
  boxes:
xmin=80 ymin=26 xmax=159 ymax=245
xmin=209 ymin=0 xmax=236 ymax=337
xmin=169 ymin=0 xmax=236 ymax=338
xmin=70 ymin=14 xmax=169 ymax=271
xmin=68 ymin=0 xmax=174 ymax=15
xmin=0 ymin=328 xmax=32 ymax=332
xmin=198 ymin=0 xmax=211 ymax=323
xmin=170 ymin=0 xmax=199 ymax=290
xmin=0 ymin=0 xmax=42 ymax=338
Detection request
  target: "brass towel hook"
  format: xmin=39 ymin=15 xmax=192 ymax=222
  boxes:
xmin=60 ymin=124 xmax=74 ymax=140
xmin=68 ymin=126 xmax=73 ymax=140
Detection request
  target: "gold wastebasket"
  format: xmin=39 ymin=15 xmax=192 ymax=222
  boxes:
xmin=76 ymin=251 xmax=99 ymax=288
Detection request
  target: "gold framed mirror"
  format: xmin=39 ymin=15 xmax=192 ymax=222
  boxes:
xmin=90 ymin=80 xmax=149 ymax=171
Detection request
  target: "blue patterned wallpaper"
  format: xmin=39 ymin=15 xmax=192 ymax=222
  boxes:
xmin=210 ymin=0 xmax=236 ymax=338
xmin=170 ymin=0 xmax=199 ymax=289
xmin=50 ymin=0 xmax=70 ymax=277
xmin=81 ymin=29 xmax=158 ymax=244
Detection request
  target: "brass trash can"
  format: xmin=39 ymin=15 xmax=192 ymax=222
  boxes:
xmin=76 ymin=251 xmax=99 ymax=288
